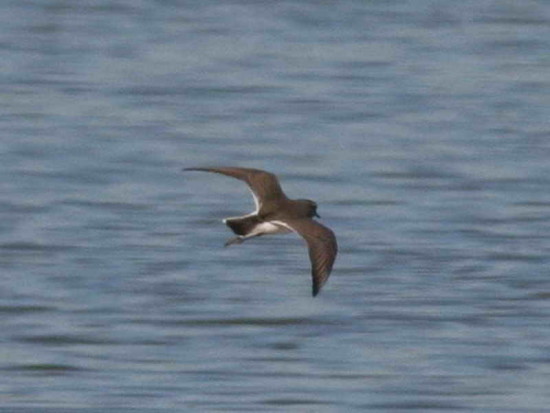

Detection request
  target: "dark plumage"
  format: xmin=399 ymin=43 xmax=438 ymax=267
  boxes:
xmin=184 ymin=167 xmax=337 ymax=296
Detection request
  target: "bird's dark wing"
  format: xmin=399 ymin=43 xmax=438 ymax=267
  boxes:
xmin=276 ymin=218 xmax=337 ymax=296
xmin=183 ymin=167 xmax=287 ymax=210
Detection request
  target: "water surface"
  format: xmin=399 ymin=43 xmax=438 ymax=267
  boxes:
xmin=1 ymin=0 xmax=549 ymax=411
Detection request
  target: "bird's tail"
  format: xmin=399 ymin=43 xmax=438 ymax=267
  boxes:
xmin=224 ymin=216 xmax=261 ymax=236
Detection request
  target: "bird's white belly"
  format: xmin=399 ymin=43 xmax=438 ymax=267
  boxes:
xmin=252 ymin=222 xmax=292 ymax=236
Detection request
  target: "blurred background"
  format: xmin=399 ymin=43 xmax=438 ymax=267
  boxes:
xmin=1 ymin=0 xmax=549 ymax=410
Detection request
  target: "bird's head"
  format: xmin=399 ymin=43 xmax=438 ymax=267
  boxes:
xmin=297 ymin=199 xmax=320 ymax=218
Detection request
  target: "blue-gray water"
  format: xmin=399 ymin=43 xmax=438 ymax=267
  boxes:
xmin=1 ymin=0 xmax=550 ymax=411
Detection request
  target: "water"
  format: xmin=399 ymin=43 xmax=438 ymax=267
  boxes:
xmin=1 ymin=0 xmax=549 ymax=411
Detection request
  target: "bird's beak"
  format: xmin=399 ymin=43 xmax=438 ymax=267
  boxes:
xmin=314 ymin=212 xmax=321 ymax=218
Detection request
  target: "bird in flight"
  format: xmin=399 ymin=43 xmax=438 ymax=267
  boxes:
xmin=184 ymin=167 xmax=337 ymax=296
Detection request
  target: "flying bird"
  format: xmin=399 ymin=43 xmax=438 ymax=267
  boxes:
xmin=184 ymin=167 xmax=337 ymax=296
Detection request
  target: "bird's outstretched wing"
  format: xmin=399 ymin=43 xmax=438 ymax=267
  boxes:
xmin=275 ymin=218 xmax=337 ymax=296
xmin=183 ymin=167 xmax=287 ymax=211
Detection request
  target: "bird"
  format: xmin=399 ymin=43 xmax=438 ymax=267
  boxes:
xmin=183 ymin=167 xmax=337 ymax=296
